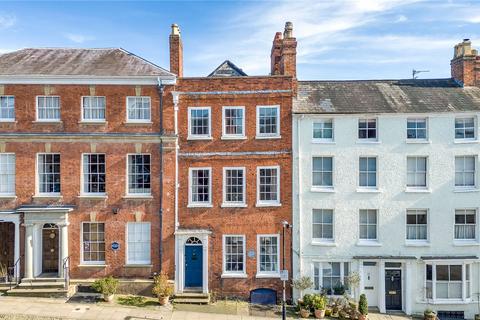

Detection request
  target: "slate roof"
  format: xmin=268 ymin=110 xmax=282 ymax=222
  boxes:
xmin=0 ymin=48 xmax=174 ymax=77
xmin=294 ymin=78 xmax=480 ymax=114
xmin=208 ymin=60 xmax=247 ymax=77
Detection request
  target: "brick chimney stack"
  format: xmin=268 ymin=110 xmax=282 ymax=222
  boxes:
xmin=451 ymin=39 xmax=479 ymax=86
xmin=270 ymin=22 xmax=297 ymax=78
xmin=169 ymin=23 xmax=183 ymax=77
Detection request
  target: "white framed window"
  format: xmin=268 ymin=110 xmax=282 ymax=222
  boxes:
xmin=426 ymin=263 xmax=471 ymax=300
xmin=455 ymin=156 xmax=476 ymax=188
xmin=0 ymin=154 xmax=15 ymax=196
xmin=223 ymin=235 xmax=246 ymax=276
xmin=82 ymin=154 xmax=106 ymax=195
xmin=407 ymin=118 xmax=427 ymax=140
xmin=37 ymin=153 xmax=61 ymax=195
xmin=454 ymin=209 xmax=476 ymax=241
xmin=407 ymin=156 xmax=427 ymax=188
xmin=406 ymin=209 xmax=428 ymax=241
xmin=358 ymin=118 xmax=377 ymax=140
xmin=312 ymin=209 xmax=334 ymax=241
xmin=359 ymin=157 xmax=377 ymax=188
xmin=223 ymin=167 xmax=245 ymax=206
xmin=222 ymin=106 xmax=245 ymax=138
xmin=359 ymin=209 xmax=377 ymax=240
xmin=257 ymin=234 xmax=280 ymax=276
xmin=81 ymin=222 xmax=105 ymax=264
xmin=256 ymin=105 xmax=280 ymax=138
xmin=36 ymin=96 xmax=60 ymax=121
xmin=188 ymin=107 xmax=211 ymax=139
xmin=0 ymin=96 xmax=15 ymax=121
xmin=313 ymin=119 xmax=333 ymax=141
xmin=82 ymin=96 xmax=106 ymax=122
xmin=312 ymin=157 xmax=333 ymax=188
xmin=455 ymin=117 xmax=476 ymax=140
xmin=189 ymin=167 xmax=212 ymax=206
xmin=126 ymin=96 xmax=151 ymax=122
xmin=313 ymin=262 xmax=350 ymax=294
xmin=126 ymin=222 xmax=151 ymax=265
xmin=257 ymin=166 xmax=280 ymax=206
xmin=127 ymin=154 xmax=151 ymax=195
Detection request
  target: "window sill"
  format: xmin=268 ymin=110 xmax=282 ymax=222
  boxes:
xmin=0 ymin=120 xmax=16 ymax=123
xmin=453 ymin=240 xmax=480 ymax=246
xmin=405 ymin=188 xmax=431 ymax=193
xmin=454 ymin=139 xmax=478 ymax=144
xmin=405 ymin=241 xmax=430 ymax=247
xmin=255 ymin=202 xmax=281 ymax=208
xmin=33 ymin=194 xmax=62 ymax=199
xmin=311 ymin=187 xmax=335 ymax=193
xmin=405 ymin=139 xmax=431 ymax=144
xmin=32 ymin=120 xmax=62 ymax=124
xmin=221 ymin=273 xmax=248 ymax=279
xmin=255 ymin=135 xmax=281 ymax=140
xmin=124 ymin=121 xmax=153 ymax=125
xmin=221 ymin=136 xmax=247 ymax=140
xmin=78 ymin=195 xmax=108 ymax=200
xmin=123 ymin=195 xmax=153 ymax=200
xmin=0 ymin=195 xmax=17 ymax=199
xmin=255 ymin=273 xmax=280 ymax=279
xmin=356 ymin=188 xmax=381 ymax=193
xmin=419 ymin=298 xmax=473 ymax=305
xmin=311 ymin=140 xmax=335 ymax=144
xmin=356 ymin=140 xmax=381 ymax=144
xmin=453 ymin=188 xmax=479 ymax=193
xmin=311 ymin=241 xmax=337 ymax=247
xmin=221 ymin=203 xmax=247 ymax=208
xmin=124 ymin=264 xmax=153 ymax=268
xmin=78 ymin=264 xmax=108 ymax=268
xmin=187 ymin=136 xmax=213 ymax=141
xmin=78 ymin=121 xmax=107 ymax=125
xmin=187 ymin=203 xmax=213 ymax=208
xmin=356 ymin=241 xmax=382 ymax=247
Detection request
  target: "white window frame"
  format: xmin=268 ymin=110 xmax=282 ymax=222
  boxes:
xmin=126 ymin=222 xmax=151 ymax=265
xmin=358 ymin=118 xmax=378 ymax=141
xmin=80 ymin=222 xmax=106 ymax=265
xmin=256 ymin=234 xmax=280 ymax=277
xmin=222 ymin=106 xmax=246 ymax=139
xmin=406 ymin=209 xmax=429 ymax=243
xmin=312 ymin=209 xmax=334 ymax=243
xmin=0 ymin=153 xmax=15 ymax=196
xmin=187 ymin=106 xmax=211 ymax=140
xmin=312 ymin=261 xmax=350 ymax=294
xmin=406 ymin=156 xmax=428 ymax=189
xmin=126 ymin=96 xmax=151 ymax=123
xmin=81 ymin=153 xmax=107 ymax=196
xmin=188 ymin=167 xmax=212 ymax=207
xmin=222 ymin=234 xmax=246 ymax=277
xmin=454 ymin=155 xmax=477 ymax=190
xmin=358 ymin=156 xmax=378 ymax=189
xmin=81 ymin=96 xmax=106 ymax=122
xmin=425 ymin=262 xmax=472 ymax=302
xmin=256 ymin=165 xmax=281 ymax=207
xmin=406 ymin=118 xmax=428 ymax=141
xmin=0 ymin=95 xmax=15 ymax=121
xmin=359 ymin=209 xmax=378 ymax=242
xmin=256 ymin=105 xmax=280 ymax=139
xmin=36 ymin=153 xmax=61 ymax=196
xmin=312 ymin=119 xmax=334 ymax=142
xmin=453 ymin=209 xmax=477 ymax=242
xmin=36 ymin=96 xmax=61 ymax=122
xmin=126 ymin=153 xmax=151 ymax=196
xmin=312 ymin=156 xmax=334 ymax=189
xmin=222 ymin=167 xmax=246 ymax=207
xmin=454 ymin=116 xmax=477 ymax=141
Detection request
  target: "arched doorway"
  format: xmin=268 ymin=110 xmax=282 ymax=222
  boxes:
xmin=184 ymin=237 xmax=203 ymax=289
xmin=42 ymin=223 xmax=59 ymax=274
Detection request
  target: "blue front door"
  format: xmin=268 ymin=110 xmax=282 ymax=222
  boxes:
xmin=185 ymin=245 xmax=203 ymax=288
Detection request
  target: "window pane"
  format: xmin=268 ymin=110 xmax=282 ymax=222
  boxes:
xmin=258 ymin=107 xmax=279 ymax=135
xmin=128 ymin=154 xmax=151 ymax=194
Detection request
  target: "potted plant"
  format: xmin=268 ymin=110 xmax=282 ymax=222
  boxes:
xmin=333 ymin=284 xmax=346 ymax=296
xmin=298 ymin=299 xmax=311 ymax=318
xmin=313 ymin=294 xmax=327 ymax=319
xmin=92 ymin=276 xmax=119 ymax=302
xmin=152 ymin=272 xmax=174 ymax=306
xmin=424 ymin=308 xmax=436 ymax=320
xmin=292 ymin=276 xmax=314 ymax=302
xmin=358 ymin=294 xmax=368 ymax=320
xmin=0 ymin=263 xmax=8 ymax=283
xmin=345 ymin=272 xmax=361 ymax=299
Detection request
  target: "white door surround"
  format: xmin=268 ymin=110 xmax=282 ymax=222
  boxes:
xmin=0 ymin=211 xmax=20 ymax=279
xmin=174 ymin=229 xmax=211 ymax=294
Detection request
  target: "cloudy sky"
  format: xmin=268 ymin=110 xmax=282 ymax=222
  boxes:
xmin=0 ymin=0 xmax=479 ymax=80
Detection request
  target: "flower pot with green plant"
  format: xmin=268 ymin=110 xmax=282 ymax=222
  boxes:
xmin=313 ymin=294 xmax=327 ymax=319
xmin=152 ymin=272 xmax=174 ymax=306
xmin=358 ymin=294 xmax=368 ymax=320
xmin=92 ymin=276 xmax=119 ymax=302
xmin=424 ymin=308 xmax=436 ymax=320
xmin=292 ymin=276 xmax=314 ymax=304
xmin=0 ymin=264 xmax=8 ymax=283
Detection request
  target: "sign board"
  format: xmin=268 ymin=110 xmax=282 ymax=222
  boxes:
xmin=111 ymin=241 xmax=120 ymax=251
xmin=247 ymin=249 xmax=255 ymax=258
xmin=280 ymin=269 xmax=289 ymax=281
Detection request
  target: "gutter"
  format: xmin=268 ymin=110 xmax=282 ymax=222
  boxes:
xmin=157 ymin=77 xmax=165 ymax=274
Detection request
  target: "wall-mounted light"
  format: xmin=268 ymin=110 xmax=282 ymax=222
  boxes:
xmin=112 ymin=208 xmax=119 ymax=215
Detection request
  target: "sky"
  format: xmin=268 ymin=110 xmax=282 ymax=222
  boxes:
xmin=0 ymin=0 xmax=479 ymax=80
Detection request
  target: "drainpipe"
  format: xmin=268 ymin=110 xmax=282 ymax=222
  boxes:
xmin=157 ymin=77 xmax=164 ymax=274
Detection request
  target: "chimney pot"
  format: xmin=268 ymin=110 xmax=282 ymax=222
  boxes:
xmin=284 ymin=21 xmax=293 ymax=39
xmin=171 ymin=23 xmax=180 ymax=36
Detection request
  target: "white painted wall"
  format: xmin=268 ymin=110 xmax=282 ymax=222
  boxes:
xmin=293 ymin=112 xmax=480 ymax=318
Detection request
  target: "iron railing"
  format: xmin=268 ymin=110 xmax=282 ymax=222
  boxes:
xmin=62 ymin=256 xmax=70 ymax=290
xmin=8 ymin=256 xmax=21 ymax=290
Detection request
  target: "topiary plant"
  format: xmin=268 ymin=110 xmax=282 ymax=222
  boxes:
xmin=358 ymin=294 xmax=368 ymax=316
xmin=92 ymin=276 xmax=119 ymax=302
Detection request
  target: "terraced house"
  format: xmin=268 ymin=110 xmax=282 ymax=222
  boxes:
xmin=293 ymin=39 xmax=480 ymax=318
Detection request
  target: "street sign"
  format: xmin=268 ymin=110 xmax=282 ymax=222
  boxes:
xmin=111 ymin=241 xmax=120 ymax=251
xmin=280 ymin=269 xmax=289 ymax=281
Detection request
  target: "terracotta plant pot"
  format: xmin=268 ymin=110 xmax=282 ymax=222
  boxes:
xmin=314 ymin=309 xmax=326 ymax=319
xmin=325 ymin=308 xmax=332 ymax=317
xmin=300 ymin=308 xmax=311 ymax=318
xmin=158 ymin=295 xmax=169 ymax=306
xmin=359 ymin=314 xmax=368 ymax=320
xmin=104 ymin=294 xmax=114 ymax=303
xmin=424 ymin=313 xmax=436 ymax=320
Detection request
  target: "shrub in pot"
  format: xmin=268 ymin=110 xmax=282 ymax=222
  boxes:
xmin=152 ymin=272 xmax=174 ymax=306
xmin=313 ymin=294 xmax=327 ymax=319
xmin=92 ymin=276 xmax=119 ymax=302
xmin=298 ymin=299 xmax=311 ymax=318
xmin=424 ymin=308 xmax=436 ymax=320
xmin=358 ymin=294 xmax=368 ymax=320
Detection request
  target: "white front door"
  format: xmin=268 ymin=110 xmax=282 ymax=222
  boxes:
xmin=363 ymin=263 xmax=378 ymax=307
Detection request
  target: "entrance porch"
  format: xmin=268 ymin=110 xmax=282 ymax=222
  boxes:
xmin=0 ymin=212 xmax=20 ymax=281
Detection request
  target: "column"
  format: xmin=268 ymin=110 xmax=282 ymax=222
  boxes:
xmin=405 ymin=261 xmax=413 ymax=315
xmin=202 ymin=234 xmax=209 ymax=294
xmin=358 ymin=261 xmax=364 ymax=300
xmin=24 ymin=224 xmax=34 ymax=279
xmin=378 ymin=261 xmax=386 ymax=313
xmin=59 ymin=223 xmax=69 ymax=278
xmin=14 ymin=221 xmax=20 ymax=278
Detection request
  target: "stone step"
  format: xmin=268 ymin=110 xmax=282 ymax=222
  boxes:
xmin=6 ymin=287 xmax=69 ymax=298
xmin=173 ymin=297 xmax=210 ymax=304
xmin=18 ymin=281 xmax=65 ymax=289
xmin=24 ymin=277 xmax=64 ymax=283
